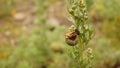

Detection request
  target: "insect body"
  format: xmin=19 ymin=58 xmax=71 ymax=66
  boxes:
xmin=65 ymin=29 xmax=79 ymax=46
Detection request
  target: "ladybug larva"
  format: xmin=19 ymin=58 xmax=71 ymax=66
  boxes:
xmin=65 ymin=29 xmax=79 ymax=46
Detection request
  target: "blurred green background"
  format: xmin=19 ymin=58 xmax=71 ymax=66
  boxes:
xmin=0 ymin=0 xmax=120 ymax=68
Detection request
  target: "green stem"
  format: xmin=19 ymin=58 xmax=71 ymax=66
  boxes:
xmin=78 ymin=35 xmax=84 ymax=68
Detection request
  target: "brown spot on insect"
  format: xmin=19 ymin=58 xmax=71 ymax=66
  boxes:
xmin=65 ymin=29 xmax=79 ymax=46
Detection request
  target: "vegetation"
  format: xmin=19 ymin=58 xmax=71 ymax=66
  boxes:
xmin=0 ymin=0 xmax=120 ymax=68
xmin=66 ymin=0 xmax=93 ymax=68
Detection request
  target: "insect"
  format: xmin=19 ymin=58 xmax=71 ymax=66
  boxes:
xmin=65 ymin=29 xmax=79 ymax=46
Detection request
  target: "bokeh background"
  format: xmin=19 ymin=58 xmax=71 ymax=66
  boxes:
xmin=0 ymin=0 xmax=120 ymax=68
